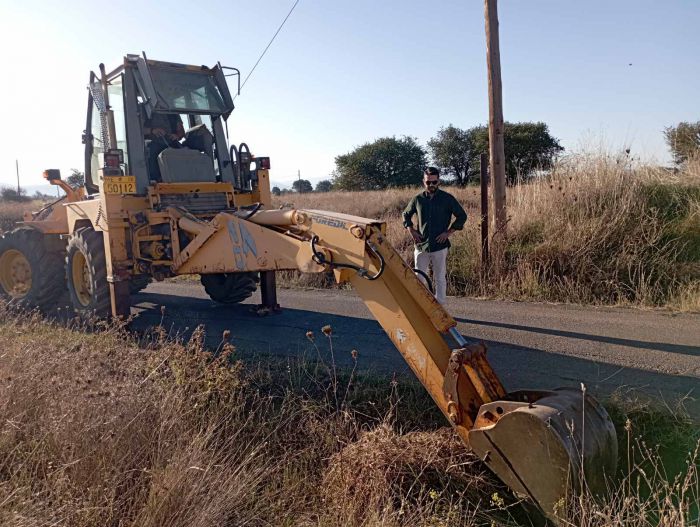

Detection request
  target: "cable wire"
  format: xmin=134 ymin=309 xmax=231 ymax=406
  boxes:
xmin=235 ymin=0 xmax=301 ymax=99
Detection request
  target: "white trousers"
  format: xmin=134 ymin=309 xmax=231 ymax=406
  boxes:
xmin=414 ymin=247 xmax=448 ymax=304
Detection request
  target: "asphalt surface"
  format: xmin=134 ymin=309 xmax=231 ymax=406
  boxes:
xmin=131 ymin=281 xmax=700 ymax=417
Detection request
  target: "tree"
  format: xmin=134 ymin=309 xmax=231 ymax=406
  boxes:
xmin=66 ymin=169 xmax=85 ymax=188
xmin=664 ymin=121 xmax=700 ymax=164
xmin=292 ymin=179 xmax=313 ymax=193
xmin=467 ymin=122 xmax=563 ymax=184
xmin=0 ymin=187 xmax=30 ymax=202
xmin=315 ymin=180 xmax=333 ymax=192
xmin=333 ymin=136 xmax=426 ymax=191
xmin=271 ymin=186 xmax=281 ymax=196
xmin=427 ymin=125 xmax=477 ymax=185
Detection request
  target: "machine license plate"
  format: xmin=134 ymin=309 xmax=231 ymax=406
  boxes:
xmin=104 ymin=176 xmax=136 ymax=194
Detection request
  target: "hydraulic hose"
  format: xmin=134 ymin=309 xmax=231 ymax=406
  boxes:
xmin=310 ymin=235 xmax=385 ymax=281
xmin=412 ymin=268 xmax=434 ymax=294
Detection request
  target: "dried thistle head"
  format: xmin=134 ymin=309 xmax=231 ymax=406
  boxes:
xmin=306 ymin=330 xmax=314 ymax=341
xmin=222 ymin=329 xmax=231 ymax=342
xmin=160 ymin=305 xmax=166 ymax=316
xmin=321 ymin=325 xmax=332 ymax=336
xmin=351 ymin=349 xmax=358 ymax=360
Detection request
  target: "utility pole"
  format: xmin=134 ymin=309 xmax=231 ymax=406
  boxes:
xmin=484 ymin=0 xmax=507 ymax=236
xmin=297 ymin=169 xmax=302 ymax=193
xmin=15 ymin=159 xmax=20 ymax=195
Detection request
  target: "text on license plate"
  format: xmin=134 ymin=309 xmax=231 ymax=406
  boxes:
xmin=104 ymin=176 xmax=136 ymax=194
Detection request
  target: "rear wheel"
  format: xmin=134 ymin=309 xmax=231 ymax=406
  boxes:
xmin=66 ymin=227 xmax=111 ymax=318
xmin=0 ymin=227 xmax=66 ymax=310
xmin=201 ymin=272 xmax=257 ymax=304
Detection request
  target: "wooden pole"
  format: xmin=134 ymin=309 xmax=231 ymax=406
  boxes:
xmin=15 ymin=159 xmax=20 ymax=195
xmin=480 ymin=153 xmax=489 ymax=271
xmin=484 ymin=0 xmax=507 ymax=235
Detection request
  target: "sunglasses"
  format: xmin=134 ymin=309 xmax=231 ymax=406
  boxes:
xmin=425 ymin=180 xmax=439 ymax=186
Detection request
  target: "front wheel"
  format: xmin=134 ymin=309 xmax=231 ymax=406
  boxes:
xmin=200 ymin=272 xmax=257 ymax=304
xmin=66 ymin=227 xmax=111 ymax=318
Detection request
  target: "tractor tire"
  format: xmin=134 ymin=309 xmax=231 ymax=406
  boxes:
xmin=129 ymin=275 xmax=152 ymax=295
xmin=0 ymin=227 xmax=66 ymax=310
xmin=66 ymin=227 xmax=111 ymax=318
xmin=201 ymin=272 xmax=257 ymax=304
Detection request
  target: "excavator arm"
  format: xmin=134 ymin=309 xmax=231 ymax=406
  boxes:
xmin=170 ymin=206 xmax=618 ymax=524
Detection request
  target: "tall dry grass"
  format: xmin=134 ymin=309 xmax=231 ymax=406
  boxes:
xmin=0 ymin=305 xmax=697 ymax=526
xmin=0 ymin=200 xmax=46 ymax=233
xmin=0 ymin=305 xmax=507 ymax=526
xmin=277 ymin=155 xmax=700 ymax=309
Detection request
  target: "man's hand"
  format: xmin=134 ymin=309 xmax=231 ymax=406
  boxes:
xmin=151 ymin=127 xmax=167 ymax=138
xmin=436 ymin=230 xmax=453 ymax=244
xmin=407 ymin=227 xmax=423 ymax=244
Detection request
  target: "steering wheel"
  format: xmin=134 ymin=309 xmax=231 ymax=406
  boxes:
xmin=162 ymin=135 xmax=183 ymax=149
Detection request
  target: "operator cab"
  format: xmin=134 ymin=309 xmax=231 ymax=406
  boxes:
xmin=82 ymin=54 xmax=260 ymax=195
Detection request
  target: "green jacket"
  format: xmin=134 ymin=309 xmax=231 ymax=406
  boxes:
xmin=402 ymin=189 xmax=467 ymax=252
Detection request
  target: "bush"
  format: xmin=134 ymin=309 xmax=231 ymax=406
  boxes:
xmin=0 ymin=186 xmax=30 ymax=202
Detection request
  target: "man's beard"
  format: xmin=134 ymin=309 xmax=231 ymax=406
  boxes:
xmin=427 ymin=186 xmax=437 ymax=194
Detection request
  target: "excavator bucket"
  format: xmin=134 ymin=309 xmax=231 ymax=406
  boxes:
xmin=468 ymin=387 xmax=618 ymax=524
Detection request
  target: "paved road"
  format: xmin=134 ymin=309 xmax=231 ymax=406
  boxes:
xmin=131 ymin=281 xmax=700 ymax=417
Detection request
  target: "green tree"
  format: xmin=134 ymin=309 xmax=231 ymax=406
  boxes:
xmin=427 ymin=125 xmax=476 ymax=185
xmin=315 ymin=180 xmax=333 ymax=192
xmin=333 ymin=136 xmax=426 ymax=190
xmin=271 ymin=186 xmax=281 ymax=196
xmin=66 ymin=169 xmax=85 ymax=188
xmin=664 ymin=121 xmax=700 ymax=164
xmin=470 ymin=122 xmax=563 ymax=184
xmin=292 ymin=179 xmax=313 ymax=193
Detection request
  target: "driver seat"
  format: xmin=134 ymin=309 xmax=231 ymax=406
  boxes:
xmin=157 ymin=148 xmax=217 ymax=183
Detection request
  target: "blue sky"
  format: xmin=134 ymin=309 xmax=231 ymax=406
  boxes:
xmin=0 ymin=0 xmax=698 ymax=189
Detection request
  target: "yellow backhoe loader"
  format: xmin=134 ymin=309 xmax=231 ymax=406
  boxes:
xmin=0 ymin=54 xmax=617 ymax=524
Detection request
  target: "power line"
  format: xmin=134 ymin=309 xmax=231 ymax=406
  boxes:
xmin=236 ymin=0 xmax=301 ymax=98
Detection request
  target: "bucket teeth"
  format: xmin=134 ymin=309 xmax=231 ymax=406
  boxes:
xmin=468 ymin=388 xmax=617 ymax=525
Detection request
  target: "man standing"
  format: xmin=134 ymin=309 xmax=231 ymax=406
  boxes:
xmin=402 ymin=167 xmax=467 ymax=304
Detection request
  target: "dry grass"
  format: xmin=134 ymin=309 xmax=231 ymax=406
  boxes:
xmin=0 ymin=305 xmax=697 ymax=526
xmin=0 ymin=200 xmax=45 ymax=233
xmin=322 ymin=426 xmax=512 ymax=526
xmin=0 ymin=305 xmax=498 ymax=526
xmin=276 ymin=155 xmax=700 ymax=309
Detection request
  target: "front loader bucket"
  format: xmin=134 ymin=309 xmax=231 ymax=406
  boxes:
xmin=468 ymin=388 xmax=617 ymax=524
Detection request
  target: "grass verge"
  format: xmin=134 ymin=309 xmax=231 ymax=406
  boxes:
xmin=0 ymin=305 xmax=697 ymax=526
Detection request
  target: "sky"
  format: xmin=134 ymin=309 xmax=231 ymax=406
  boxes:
xmin=0 ymin=0 xmax=698 ymax=190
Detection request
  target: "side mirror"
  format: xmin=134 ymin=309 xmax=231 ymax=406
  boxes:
xmin=43 ymin=169 xmax=61 ymax=181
